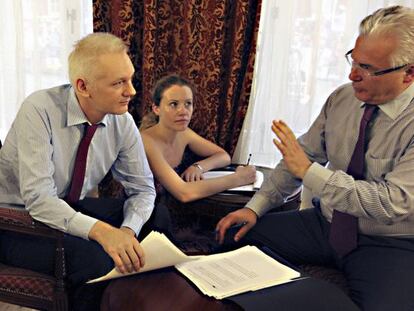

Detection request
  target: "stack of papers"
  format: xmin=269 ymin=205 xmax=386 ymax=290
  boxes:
xmin=88 ymin=231 xmax=300 ymax=299
xmin=202 ymin=171 xmax=264 ymax=192
xmin=176 ymin=244 xmax=300 ymax=299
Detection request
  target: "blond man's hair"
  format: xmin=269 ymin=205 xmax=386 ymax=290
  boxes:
xmin=68 ymin=32 xmax=128 ymax=86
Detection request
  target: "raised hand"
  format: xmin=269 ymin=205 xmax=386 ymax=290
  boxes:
xmin=272 ymin=120 xmax=311 ymax=179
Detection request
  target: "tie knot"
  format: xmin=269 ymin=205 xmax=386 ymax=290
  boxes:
xmin=84 ymin=124 xmax=98 ymax=140
xmin=362 ymin=104 xmax=378 ymax=122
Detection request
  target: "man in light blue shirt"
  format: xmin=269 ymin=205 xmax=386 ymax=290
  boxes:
xmin=0 ymin=33 xmax=156 ymax=310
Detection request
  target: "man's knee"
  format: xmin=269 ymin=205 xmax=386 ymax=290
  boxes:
xmin=354 ymin=289 xmax=414 ymax=311
xmin=64 ymin=236 xmax=113 ymax=285
xmin=230 ymin=278 xmax=359 ymax=311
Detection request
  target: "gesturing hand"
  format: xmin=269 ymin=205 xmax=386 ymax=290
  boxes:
xmin=89 ymin=221 xmax=145 ymax=274
xmin=272 ymin=120 xmax=311 ymax=179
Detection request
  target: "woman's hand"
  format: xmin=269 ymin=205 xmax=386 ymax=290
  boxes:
xmin=181 ymin=164 xmax=204 ymax=182
xmin=234 ymin=165 xmax=256 ymax=185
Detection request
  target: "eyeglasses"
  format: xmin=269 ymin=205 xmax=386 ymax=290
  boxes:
xmin=345 ymin=49 xmax=407 ymax=76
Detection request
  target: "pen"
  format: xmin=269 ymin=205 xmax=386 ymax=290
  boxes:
xmin=246 ymin=153 xmax=252 ymax=166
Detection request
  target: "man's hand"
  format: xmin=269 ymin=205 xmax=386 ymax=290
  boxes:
xmin=215 ymin=208 xmax=257 ymax=244
xmin=89 ymin=221 xmax=145 ymax=274
xmin=272 ymin=120 xmax=312 ymax=179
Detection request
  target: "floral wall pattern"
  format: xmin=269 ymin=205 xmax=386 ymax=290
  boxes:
xmin=93 ymin=0 xmax=261 ymax=154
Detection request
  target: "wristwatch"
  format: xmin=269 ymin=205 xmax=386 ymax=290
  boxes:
xmin=192 ymin=163 xmax=204 ymax=172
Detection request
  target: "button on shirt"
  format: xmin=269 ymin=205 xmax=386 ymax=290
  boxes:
xmin=0 ymin=85 xmax=156 ymax=239
xmin=247 ymin=82 xmax=414 ymax=237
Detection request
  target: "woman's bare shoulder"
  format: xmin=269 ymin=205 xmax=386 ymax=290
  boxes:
xmin=141 ymin=126 xmax=157 ymax=140
xmin=183 ymin=127 xmax=201 ymax=141
xmin=141 ymin=128 xmax=162 ymax=152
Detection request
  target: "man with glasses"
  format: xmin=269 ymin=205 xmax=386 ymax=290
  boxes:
xmin=217 ymin=5 xmax=414 ymax=311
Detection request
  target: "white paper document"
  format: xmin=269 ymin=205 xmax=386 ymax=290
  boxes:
xmin=88 ymin=231 xmax=300 ymax=299
xmin=87 ymin=231 xmax=201 ymax=283
xmin=176 ymin=245 xmax=300 ymax=299
xmin=202 ymin=170 xmax=264 ymax=191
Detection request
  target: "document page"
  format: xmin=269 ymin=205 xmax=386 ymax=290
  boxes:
xmin=88 ymin=231 xmax=201 ymax=283
xmin=176 ymin=245 xmax=300 ymax=299
xmin=88 ymin=232 xmax=300 ymax=299
xmin=202 ymin=171 xmax=264 ymax=191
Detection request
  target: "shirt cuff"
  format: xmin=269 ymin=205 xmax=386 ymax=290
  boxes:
xmin=122 ymin=213 xmax=145 ymax=237
xmin=245 ymin=193 xmax=273 ymax=217
xmin=66 ymin=212 xmax=99 ymax=240
xmin=302 ymin=162 xmax=333 ymax=196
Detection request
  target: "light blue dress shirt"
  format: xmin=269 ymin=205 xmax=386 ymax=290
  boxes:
xmin=0 ymin=84 xmax=156 ymax=239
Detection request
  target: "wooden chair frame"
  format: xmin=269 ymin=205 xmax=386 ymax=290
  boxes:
xmin=0 ymin=204 xmax=68 ymax=310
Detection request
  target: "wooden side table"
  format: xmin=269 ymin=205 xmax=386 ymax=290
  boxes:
xmin=164 ymin=190 xmax=300 ymax=232
xmin=100 ymin=268 xmax=242 ymax=311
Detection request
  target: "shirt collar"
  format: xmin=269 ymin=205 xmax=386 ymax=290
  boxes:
xmin=66 ymin=86 xmax=108 ymax=127
xmin=361 ymin=82 xmax=414 ymax=120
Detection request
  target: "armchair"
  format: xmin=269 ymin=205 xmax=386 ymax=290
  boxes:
xmin=0 ymin=205 xmax=68 ymax=310
xmin=0 ymin=139 xmax=68 ymax=310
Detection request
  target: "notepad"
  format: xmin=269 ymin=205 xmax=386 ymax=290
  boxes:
xmin=202 ymin=171 xmax=264 ymax=192
xmin=88 ymin=231 xmax=301 ymax=299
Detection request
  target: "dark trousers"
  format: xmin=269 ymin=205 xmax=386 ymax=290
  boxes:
xmin=229 ymin=208 xmax=414 ymax=311
xmin=0 ymin=198 xmax=169 ymax=311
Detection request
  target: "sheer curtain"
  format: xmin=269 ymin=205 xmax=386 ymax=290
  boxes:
xmin=233 ymin=0 xmax=414 ymax=168
xmin=0 ymin=0 xmax=92 ymax=142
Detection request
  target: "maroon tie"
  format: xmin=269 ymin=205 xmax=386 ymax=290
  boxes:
xmin=66 ymin=124 xmax=98 ymax=205
xmin=329 ymin=104 xmax=377 ymax=257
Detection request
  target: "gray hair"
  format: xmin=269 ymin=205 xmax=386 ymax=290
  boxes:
xmin=68 ymin=32 xmax=128 ymax=86
xmin=359 ymin=5 xmax=414 ymax=67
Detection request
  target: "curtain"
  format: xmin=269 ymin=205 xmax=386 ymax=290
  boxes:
xmin=233 ymin=0 xmax=414 ymax=168
xmin=0 ymin=0 xmax=92 ymax=142
xmin=93 ymin=0 xmax=261 ymax=154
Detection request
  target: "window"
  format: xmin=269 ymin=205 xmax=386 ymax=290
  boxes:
xmin=233 ymin=0 xmax=414 ymax=168
xmin=0 ymin=0 xmax=92 ymax=141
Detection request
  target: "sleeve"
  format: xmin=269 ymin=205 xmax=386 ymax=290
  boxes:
xmin=303 ymin=143 xmax=414 ymax=225
xmin=111 ymin=115 xmax=156 ymax=236
xmin=301 ymin=92 xmax=414 ymax=225
xmin=16 ymin=98 xmax=98 ymax=240
xmin=246 ymin=89 xmax=336 ymax=217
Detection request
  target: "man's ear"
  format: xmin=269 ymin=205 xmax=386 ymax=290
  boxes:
xmin=152 ymin=104 xmax=160 ymax=116
xmin=75 ymin=78 xmax=90 ymax=98
xmin=403 ymin=65 xmax=414 ymax=83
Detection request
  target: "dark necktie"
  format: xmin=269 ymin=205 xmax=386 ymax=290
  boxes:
xmin=329 ymin=104 xmax=377 ymax=257
xmin=66 ymin=123 xmax=98 ymax=205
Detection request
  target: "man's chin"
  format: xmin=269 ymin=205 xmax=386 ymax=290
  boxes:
xmin=353 ymin=89 xmax=370 ymax=102
xmin=112 ymin=108 xmax=129 ymax=115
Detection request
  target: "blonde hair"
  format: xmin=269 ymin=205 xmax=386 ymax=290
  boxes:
xmin=359 ymin=5 xmax=414 ymax=67
xmin=68 ymin=32 xmax=128 ymax=86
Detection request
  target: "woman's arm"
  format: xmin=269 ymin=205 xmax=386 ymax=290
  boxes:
xmin=181 ymin=129 xmax=231 ymax=181
xmin=141 ymin=134 xmax=256 ymax=203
